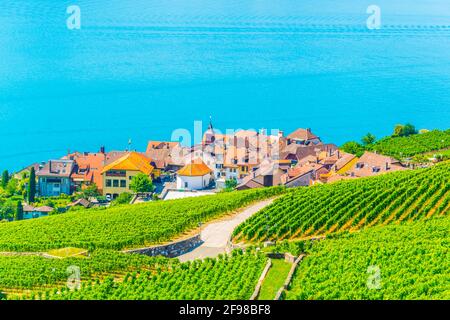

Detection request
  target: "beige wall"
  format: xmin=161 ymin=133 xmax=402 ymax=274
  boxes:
xmin=102 ymin=170 xmax=142 ymax=196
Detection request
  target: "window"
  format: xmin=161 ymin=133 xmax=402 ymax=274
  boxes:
xmin=120 ymin=180 xmax=126 ymax=188
xmin=106 ymin=179 xmax=112 ymax=187
xmin=113 ymin=180 xmax=119 ymax=187
xmin=184 ymin=182 xmax=188 ymax=188
xmin=129 ymin=176 xmax=133 ymax=180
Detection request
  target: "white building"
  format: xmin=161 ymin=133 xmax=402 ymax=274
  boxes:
xmin=176 ymin=159 xmax=213 ymax=190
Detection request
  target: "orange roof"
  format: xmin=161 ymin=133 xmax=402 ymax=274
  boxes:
xmin=178 ymin=159 xmax=212 ymax=177
xmin=101 ymin=152 xmax=154 ymax=175
xmin=70 ymin=153 xmax=106 ymax=188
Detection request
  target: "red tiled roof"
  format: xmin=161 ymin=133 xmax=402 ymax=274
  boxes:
xmin=287 ymin=128 xmax=318 ymax=141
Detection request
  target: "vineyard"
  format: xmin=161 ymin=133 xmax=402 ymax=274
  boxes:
xmin=369 ymin=129 xmax=450 ymax=158
xmin=0 ymin=187 xmax=284 ymax=252
xmin=0 ymin=250 xmax=173 ymax=290
xmin=233 ymin=162 xmax=450 ymax=242
xmin=11 ymin=249 xmax=267 ymax=300
xmin=285 ymin=216 xmax=450 ymax=300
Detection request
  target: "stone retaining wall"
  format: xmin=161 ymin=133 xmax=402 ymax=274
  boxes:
xmin=249 ymin=259 xmax=272 ymax=300
xmin=274 ymin=254 xmax=305 ymax=300
xmin=123 ymin=234 xmax=203 ymax=258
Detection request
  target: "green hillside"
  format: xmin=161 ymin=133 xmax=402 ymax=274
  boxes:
xmin=370 ymin=129 xmax=450 ymax=159
xmin=233 ymin=162 xmax=450 ymax=242
xmin=0 ymin=250 xmax=172 ymax=291
xmin=12 ymin=249 xmax=267 ymax=300
xmin=286 ymin=216 xmax=450 ymax=300
xmin=0 ymin=187 xmax=284 ymax=252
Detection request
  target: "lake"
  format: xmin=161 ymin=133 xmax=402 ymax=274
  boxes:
xmin=0 ymin=0 xmax=449 ymax=171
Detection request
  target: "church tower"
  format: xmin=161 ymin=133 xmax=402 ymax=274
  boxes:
xmin=204 ymin=116 xmax=216 ymax=145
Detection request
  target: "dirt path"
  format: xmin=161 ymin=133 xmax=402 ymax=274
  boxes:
xmin=177 ymin=198 xmax=275 ymax=262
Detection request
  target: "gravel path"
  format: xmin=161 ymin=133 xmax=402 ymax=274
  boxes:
xmin=177 ymin=198 xmax=275 ymax=262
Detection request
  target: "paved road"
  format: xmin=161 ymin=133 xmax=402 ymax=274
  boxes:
xmin=177 ymin=198 xmax=275 ymax=262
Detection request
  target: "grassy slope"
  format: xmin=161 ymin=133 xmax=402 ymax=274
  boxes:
xmin=258 ymin=259 xmax=292 ymax=300
xmin=0 ymin=250 xmax=172 ymax=292
xmin=286 ymin=216 xmax=450 ymax=300
xmin=0 ymin=187 xmax=284 ymax=252
xmin=12 ymin=250 xmax=267 ymax=300
xmin=370 ymin=129 xmax=450 ymax=158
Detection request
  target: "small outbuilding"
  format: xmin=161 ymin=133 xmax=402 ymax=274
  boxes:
xmin=176 ymin=159 xmax=213 ymax=190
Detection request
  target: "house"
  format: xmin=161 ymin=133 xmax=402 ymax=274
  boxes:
xmin=145 ymin=141 xmax=182 ymax=177
xmin=283 ymin=162 xmax=328 ymax=187
xmin=36 ymin=160 xmax=75 ymax=196
xmin=280 ymin=143 xmax=338 ymax=164
xmin=236 ymin=160 xmax=287 ymax=190
xmin=101 ymin=152 xmax=154 ymax=199
xmin=23 ymin=205 xmax=53 ymax=219
xmin=176 ymin=158 xmax=213 ymax=190
xmin=67 ymin=198 xmax=93 ymax=209
xmin=347 ymin=151 xmax=407 ymax=177
xmin=287 ymin=128 xmax=321 ymax=145
xmin=13 ymin=163 xmax=41 ymax=180
xmin=65 ymin=147 xmax=106 ymax=192
xmin=200 ymin=119 xmax=286 ymax=182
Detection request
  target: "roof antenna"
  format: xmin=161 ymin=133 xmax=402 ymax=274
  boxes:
xmin=128 ymin=138 xmax=132 ymax=151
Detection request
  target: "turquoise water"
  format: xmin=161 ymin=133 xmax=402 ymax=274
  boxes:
xmin=1 ymin=0 xmax=450 ymax=171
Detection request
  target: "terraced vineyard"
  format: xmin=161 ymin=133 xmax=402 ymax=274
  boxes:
xmin=370 ymin=129 xmax=450 ymax=158
xmin=0 ymin=250 xmax=172 ymax=291
xmin=12 ymin=249 xmax=267 ymax=300
xmin=233 ymin=162 xmax=450 ymax=242
xmin=286 ymin=216 xmax=450 ymax=300
xmin=0 ymin=187 xmax=284 ymax=252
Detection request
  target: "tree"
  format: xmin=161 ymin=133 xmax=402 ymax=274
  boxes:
xmin=15 ymin=201 xmax=23 ymax=221
xmin=129 ymin=174 xmax=154 ymax=193
xmin=111 ymin=192 xmax=132 ymax=206
xmin=361 ymin=133 xmax=376 ymax=146
xmin=5 ymin=178 xmax=18 ymax=196
xmin=340 ymin=141 xmax=365 ymax=157
xmin=1 ymin=170 xmax=9 ymax=189
xmin=224 ymin=179 xmax=238 ymax=191
xmin=393 ymin=124 xmax=404 ymax=137
xmin=28 ymin=167 xmax=36 ymax=203
xmin=403 ymin=123 xmax=417 ymax=136
xmin=393 ymin=123 xmax=417 ymax=137
xmin=0 ymin=200 xmax=15 ymax=220
xmin=76 ymin=183 xmax=100 ymax=199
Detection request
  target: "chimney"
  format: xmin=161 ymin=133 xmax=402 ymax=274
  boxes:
xmin=278 ymin=130 xmax=284 ymax=138
xmin=49 ymin=160 xmax=52 ymax=173
xmin=337 ymin=150 xmax=340 ymax=159
xmin=306 ymin=128 xmax=311 ymax=133
xmin=233 ymin=135 xmax=238 ymax=147
xmin=385 ymin=162 xmax=390 ymax=170
xmin=100 ymin=146 xmax=105 ymax=154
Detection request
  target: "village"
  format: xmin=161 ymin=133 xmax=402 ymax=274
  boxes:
xmin=2 ymin=120 xmax=407 ymax=220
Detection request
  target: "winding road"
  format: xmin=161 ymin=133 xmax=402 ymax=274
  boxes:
xmin=177 ymin=198 xmax=275 ymax=262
